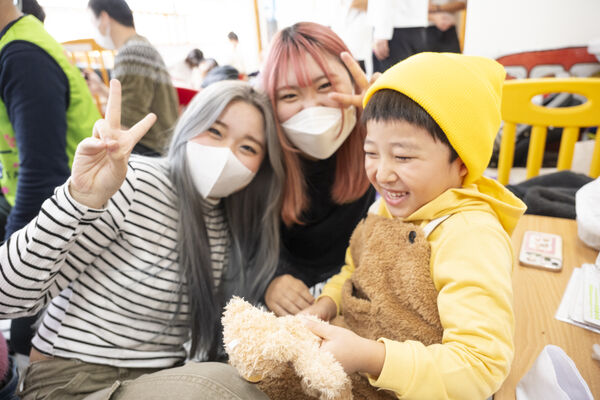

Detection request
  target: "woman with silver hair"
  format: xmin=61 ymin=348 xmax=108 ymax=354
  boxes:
xmin=0 ymin=79 xmax=284 ymax=399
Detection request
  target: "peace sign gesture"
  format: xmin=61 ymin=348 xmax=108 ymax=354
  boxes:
xmin=69 ymin=80 xmax=157 ymax=209
xmin=329 ymin=52 xmax=381 ymax=109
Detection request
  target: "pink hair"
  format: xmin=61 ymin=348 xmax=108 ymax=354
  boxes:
xmin=261 ymin=22 xmax=370 ymax=226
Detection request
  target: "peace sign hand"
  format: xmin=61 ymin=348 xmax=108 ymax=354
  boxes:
xmin=328 ymin=52 xmax=382 ymax=110
xmin=69 ymin=80 xmax=157 ymax=209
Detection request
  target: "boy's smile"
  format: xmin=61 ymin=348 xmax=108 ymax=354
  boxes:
xmin=364 ymin=120 xmax=467 ymax=218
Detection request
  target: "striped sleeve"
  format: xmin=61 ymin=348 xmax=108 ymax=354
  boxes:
xmin=0 ymin=180 xmax=126 ymax=318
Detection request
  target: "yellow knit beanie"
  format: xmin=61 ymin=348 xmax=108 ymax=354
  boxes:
xmin=363 ymin=52 xmax=506 ymax=185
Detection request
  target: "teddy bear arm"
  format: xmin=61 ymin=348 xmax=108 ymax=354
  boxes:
xmin=293 ymin=343 xmax=352 ymax=400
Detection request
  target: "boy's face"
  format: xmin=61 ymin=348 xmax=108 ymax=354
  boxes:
xmin=364 ymin=119 xmax=467 ymax=218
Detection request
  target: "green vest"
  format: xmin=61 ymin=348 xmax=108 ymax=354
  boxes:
xmin=0 ymin=15 xmax=100 ymax=205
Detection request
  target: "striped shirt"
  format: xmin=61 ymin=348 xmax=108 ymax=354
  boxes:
xmin=0 ymin=156 xmax=229 ymax=368
xmin=203 ymin=197 xmax=229 ymax=288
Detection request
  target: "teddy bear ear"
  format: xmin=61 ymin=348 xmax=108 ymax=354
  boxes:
xmin=408 ymin=230 xmax=417 ymax=243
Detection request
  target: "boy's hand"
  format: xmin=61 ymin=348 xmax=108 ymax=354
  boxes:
xmin=303 ymin=318 xmax=386 ymax=376
xmin=300 ymin=296 xmax=337 ymax=322
xmin=265 ymin=274 xmax=315 ymax=316
xmin=329 ymin=52 xmax=381 ymax=110
xmin=85 ymin=69 xmax=109 ymax=98
xmin=70 ymin=79 xmax=156 ymax=209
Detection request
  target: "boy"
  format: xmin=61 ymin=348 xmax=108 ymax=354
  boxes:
xmin=302 ymin=52 xmax=526 ymax=399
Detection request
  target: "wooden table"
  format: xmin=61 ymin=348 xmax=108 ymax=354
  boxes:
xmin=495 ymin=215 xmax=600 ymax=399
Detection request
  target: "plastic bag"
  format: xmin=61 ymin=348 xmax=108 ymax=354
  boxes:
xmin=576 ymin=177 xmax=600 ymax=250
xmin=516 ymin=345 xmax=593 ymax=400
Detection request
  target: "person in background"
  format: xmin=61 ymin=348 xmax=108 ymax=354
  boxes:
xmin=260 ymin=22 xmax=376 ymax=316
xmin=198 ymin=57 xmax=218 ymax=84
xmin=21 ymin=0 xmax=44 ymax=22
xmin=86 ymin=0 xmax=178 ymax=156
xmin=368 ymin=0 xmax=429 ymax=73
xmin=169 ymin=48 xmax=204 ymax=90
xmin=223 ymin=31 xmax=246 ymax=76
xmin=1 ymin=79 xmax=284 ymax=400
xmin=200 ymin=65 xmax=239 ymax=89
xmin=331 ymin=0 xmax=371 ymax=72
xmin=427 ymin=0 xmax=466 ymax=53
xmin=0 ymin=0 xmax=101 ymax=363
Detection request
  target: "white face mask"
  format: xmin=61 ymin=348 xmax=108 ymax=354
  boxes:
xmin=94 ymin=20 xmax=115 ymax=50
xmin=186 ymin=141 xmax=256 ymax=199
xmin=281 ymin=106 xmax=357 ymax=159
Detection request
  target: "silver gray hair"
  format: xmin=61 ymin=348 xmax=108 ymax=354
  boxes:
xmin=167 ymin=80 xmax=284 ymax=357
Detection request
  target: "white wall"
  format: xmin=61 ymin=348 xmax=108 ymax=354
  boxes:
xmin=38 ymin=0 xmax=264 ymax=72
xmin=37 ymin=0 xmax=343 ymax=74
xmin=463 ymin=0 xmax=600 ymax=59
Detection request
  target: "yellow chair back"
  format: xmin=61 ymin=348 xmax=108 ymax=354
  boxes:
xmin=61 ymin=38 xmax=116 ymax=115
xmin=497 ymin=78 xmax=600 ymax=185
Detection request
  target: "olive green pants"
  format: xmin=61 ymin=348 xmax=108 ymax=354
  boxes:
xmin=17 ymin=357 xmax=161 ymax=400
xmin=19 ymin=358 xmax=267 ymax=400
xmin=86 ymin=362 xmax=269 ymax=400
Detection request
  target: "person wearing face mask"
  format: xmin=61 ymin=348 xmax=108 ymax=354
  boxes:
xmin=260 ymin=22 xmax=377 ymax=317
xmin=0 ymin=0 xmax=101 ymax=365
xmin=86 ymin=0 xmax=178 ymax=157
xmin=0 ymin=79 xmax=284 ymax=400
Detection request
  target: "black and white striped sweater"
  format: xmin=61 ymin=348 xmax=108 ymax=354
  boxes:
xmin=0 ymin=156 xmax=228 ymax=368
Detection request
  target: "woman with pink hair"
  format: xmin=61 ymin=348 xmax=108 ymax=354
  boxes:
xmin=260 ymin=22 xmax=376 ymax=316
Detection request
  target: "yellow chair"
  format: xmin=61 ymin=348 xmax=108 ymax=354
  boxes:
xmin=497 ymin=78 xmax=600 ymax=185
xmin=61 ymin=38 xmax=116 ymax=115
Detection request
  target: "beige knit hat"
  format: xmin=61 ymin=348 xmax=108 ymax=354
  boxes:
xmin=363 ymin=52 xmax=506 ymax=185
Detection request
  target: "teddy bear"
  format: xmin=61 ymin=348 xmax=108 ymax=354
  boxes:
xmin=223 ymin=298 xmax=352 ymax=400
xmin=222 ymin=214 xmax=444 ymax=399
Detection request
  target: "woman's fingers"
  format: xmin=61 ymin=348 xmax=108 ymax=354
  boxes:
xmin=127 ymin=113 xmax=157 ymax=149
xmin=92 ymin=118 xmax=104 ymax=139
xmin=369 ymin=72 xmax=382 ymax=85
xmin=105 ymin=79 xmax=122 ymax=130
xmin=279 ymin=298 xmax=305 ymax=316
xmin=328 ymin=92 xmax=363 ymax=108
xmin=330 ymin=52 xmax=380 ymax=109
xmin=340 ymin=51 xmax=369 ymax=91
xmin=77 ymin=136 xmax=106 ymax=155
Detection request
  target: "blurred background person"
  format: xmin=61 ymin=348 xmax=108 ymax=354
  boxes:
xmin=198 ymin=57 xmax=218 ymax=83
xmin=86 ymin=0 xmax=178 ymax=156
xmin=21 ymin=0 xmax=44 ymax=22
xmin=0 ymin=0 xmax=100 ymax=368
xmin=331 ymin=0 xmax=372 ymax=73
xmin=427 ymin=0 xmax=466 ymax=53
xmin=200 ymin=64 xmax=239 ymax=89
xmin=223 ymin=31 xmax=246 ymax=76
xmin=169 ymin=47 xmax=204 ymax=90
xmin=368 ymin=0 xmax=428 ymax=73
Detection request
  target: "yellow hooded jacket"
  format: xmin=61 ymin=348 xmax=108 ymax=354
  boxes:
xmin=321 ymin=176 xmax=526 ymax=399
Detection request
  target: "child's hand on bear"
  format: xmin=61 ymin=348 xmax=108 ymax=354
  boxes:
xmin=302 ymin=317 xmax=386 ymax=377
xmin=300 ymin=296 xmax=337 ymax=321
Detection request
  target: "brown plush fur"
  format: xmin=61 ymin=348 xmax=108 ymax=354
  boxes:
xmin=333 ymin=214 xmax=444 ymax=399
xmin=229 ymin=215 xmax=444 ymax=399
